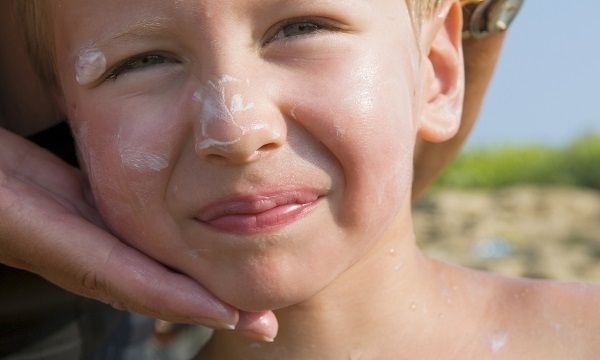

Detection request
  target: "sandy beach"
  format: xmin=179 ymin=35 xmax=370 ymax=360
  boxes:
xmin=415 ymin=185 xmax=600 ymax=283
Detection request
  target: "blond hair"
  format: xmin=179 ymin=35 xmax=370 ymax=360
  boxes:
xmin=17 ymin=1 xmax=56 ymax=89
xmin=18 ymin=0 xmax=443 ymax=90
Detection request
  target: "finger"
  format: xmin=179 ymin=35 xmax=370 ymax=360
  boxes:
xmin=0 ymin=127 xmax=83 ymax=198
xmin=0 ymin=128 xmax=93 ymax=220
xmin=96 ymin=239 xmax=238 ymax=329
xmin=0 ymin=193 xmax=239 ymax=329
xmin=236 ymin=310 xmax=279 ymax=342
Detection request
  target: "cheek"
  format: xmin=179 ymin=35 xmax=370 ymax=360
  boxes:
xmin=68 ymin=85 xmax=195 ymax=245
xmin=288 ymin=46 xmax=416 ymax=230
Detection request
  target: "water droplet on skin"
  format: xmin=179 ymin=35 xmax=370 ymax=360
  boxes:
xmin=410 ymin=302 xmax=417 ymax=310
xmin=348 ymin=350 xmax=363 ymax=360
xmin=552 ymin=322 xmax=562 ymax=332
xmin=490 ymin=333 xmax=508 ymax=354
xmin=389 ymin=248 xmax=396 ymax=256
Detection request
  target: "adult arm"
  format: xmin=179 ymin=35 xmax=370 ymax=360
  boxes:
xmin=412 ymin=33 xmax=506 ymax=201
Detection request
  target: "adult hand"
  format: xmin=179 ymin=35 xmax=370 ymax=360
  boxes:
xmin=0 ymin=127 xmax=277 ymax=341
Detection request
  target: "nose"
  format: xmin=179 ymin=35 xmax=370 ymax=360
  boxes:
xmin=192 ymin=76 xmax=285 ymax=164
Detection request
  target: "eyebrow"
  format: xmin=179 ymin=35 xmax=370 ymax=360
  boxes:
xmin=99 ymin=17 xmax=172 ymax=46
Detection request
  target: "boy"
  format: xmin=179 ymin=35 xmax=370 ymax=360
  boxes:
xmin=18 ymin=0 xmax=600 ymax=358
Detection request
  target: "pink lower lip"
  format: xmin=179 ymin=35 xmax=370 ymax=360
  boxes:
xmin=197 ymin=190 xmax=322 ymax=235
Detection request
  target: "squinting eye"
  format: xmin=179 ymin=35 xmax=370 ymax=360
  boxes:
xmin=269 ymin=20 xmax=325 ymax=43
xmin=107 ymin=54 xmax=177 ymax=80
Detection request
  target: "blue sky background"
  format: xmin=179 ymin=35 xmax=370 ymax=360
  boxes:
xmin=466 ymin=0 xmax=600 ymax=148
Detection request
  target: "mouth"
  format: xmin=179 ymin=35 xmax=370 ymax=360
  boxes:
xmin=196 ymin=188 xmax=324 ymax=235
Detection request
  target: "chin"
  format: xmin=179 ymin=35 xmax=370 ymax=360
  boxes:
xmin=226 ymin=290 xmax=308 ymax=313
xmin=193 ymin=255 xmax=335 ymax=313
xmin=218 ymin=278 xmax=324 ymax=313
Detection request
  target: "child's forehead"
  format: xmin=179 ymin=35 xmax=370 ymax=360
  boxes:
xmin=57 ymin=0 xmax=414 ymax=49
xmin=55 ymin=0 xmax=408 ymax=27
xmin=53 ymin=0 xmax=413 ymax=57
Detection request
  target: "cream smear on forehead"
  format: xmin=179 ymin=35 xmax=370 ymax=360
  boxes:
xmin=192 ymin=75 xmax=257 ymax=151
xmin=75 ymin=47 xmax=107 ymax=85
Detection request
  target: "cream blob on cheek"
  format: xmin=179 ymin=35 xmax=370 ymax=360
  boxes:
xmin=75 ymin=47 xmax=107 ymax=85
xmin=192 ymin=75 xmax=258 ymax=151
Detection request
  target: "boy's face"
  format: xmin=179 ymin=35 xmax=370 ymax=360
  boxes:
xmin=53 ymin=0 xmax=457 ymax=311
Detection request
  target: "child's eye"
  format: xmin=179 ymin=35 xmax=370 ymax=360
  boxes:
xmin=267 ymin=19 xmax=328 ymax=44
xmin=107 ymin=54 xmax=178 ymax=80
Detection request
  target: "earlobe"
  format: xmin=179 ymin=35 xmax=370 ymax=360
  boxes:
xmin=418 ymin=0 xmax=464 ymax=143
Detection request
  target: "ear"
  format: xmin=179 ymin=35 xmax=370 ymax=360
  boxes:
xmin=417 ymin=0 xmax=464 ymax=143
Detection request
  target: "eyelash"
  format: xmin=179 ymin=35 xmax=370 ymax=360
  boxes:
xmin=106 ymin=53 xmax=178 ymax=80
xmin=105 ymin=19 xmax=332 ymax=80
xmin=265 ymin=18 xmax=331 ymax=45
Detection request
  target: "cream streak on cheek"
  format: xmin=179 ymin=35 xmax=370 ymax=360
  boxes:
xmin=75 ymin=47 xmax=107 ymax=85
xmin=116 ymin=127 xmax=170 ymax=172
xmin=119 ymin=147 xmax=169 ymax=172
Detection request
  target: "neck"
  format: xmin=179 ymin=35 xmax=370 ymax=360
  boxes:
xmin=202 ymin=205 xmax=491 ymax=359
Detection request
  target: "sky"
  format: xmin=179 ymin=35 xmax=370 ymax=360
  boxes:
xmin=466 ymin=0 xmax=600 ymax=148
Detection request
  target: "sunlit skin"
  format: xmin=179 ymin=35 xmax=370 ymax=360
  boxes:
xmin=49 ymin=0 xmax=600 ymax=358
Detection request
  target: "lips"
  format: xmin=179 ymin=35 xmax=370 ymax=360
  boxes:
xmin=196 ymin=189 xmax=322 ymax=234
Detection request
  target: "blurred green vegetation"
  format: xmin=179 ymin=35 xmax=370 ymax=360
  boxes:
xmin=433 ymin=134 xmax=600 ymax=190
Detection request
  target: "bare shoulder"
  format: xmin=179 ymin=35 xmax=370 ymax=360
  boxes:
xmin=454 ymin=267 xmax=600 ymax=358
xmin=494 ymin=277 xmax=600 ymax=358
xmin=535 ymin=280 xmax=600 ymax=338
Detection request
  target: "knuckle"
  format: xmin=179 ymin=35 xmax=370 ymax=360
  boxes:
xmin=137 ymin=293 xmax=168 ymax=317
xmin=108 ymin=300 xmax=128 ymax=312
xmin=80 ymin=268 xmax=106 ymax=295
xmin=0 ymin=177 xmax=20 ymax=214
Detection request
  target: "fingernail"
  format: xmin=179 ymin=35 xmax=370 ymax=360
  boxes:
xmin=237 ymin=330 xmax=275 ymax=343
xmin=193 ymin=317 xmax=236 ymax=330
xmin=203 ymin=299 xmax=239 ymax=328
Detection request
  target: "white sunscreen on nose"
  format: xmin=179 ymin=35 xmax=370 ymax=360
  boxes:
xmin=75 ymin=48 xmax=107 ymax=85
xmin=192 ymin=75 xmax=256 ymax=151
